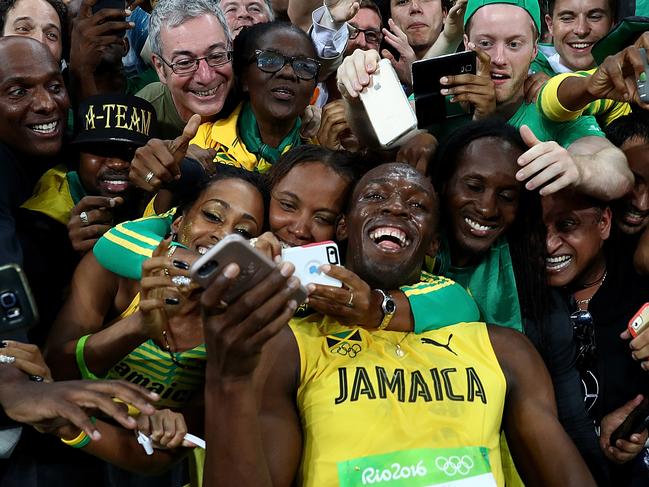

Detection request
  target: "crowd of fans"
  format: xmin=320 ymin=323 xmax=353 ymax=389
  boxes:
xmin=0 ymin=0 xmax=648 ymax=485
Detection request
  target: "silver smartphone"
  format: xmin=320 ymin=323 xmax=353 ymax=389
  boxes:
xmin=360 ymin=59 xmax=418 ymax=148
xmin=189 ymin=234 xmax=307 ymax=304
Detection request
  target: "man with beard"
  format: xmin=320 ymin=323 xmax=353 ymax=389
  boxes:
xmin=18 ymin=93 xmax=157 ymax=339
xmin=199 ymin=163 xmax=596 ymax=486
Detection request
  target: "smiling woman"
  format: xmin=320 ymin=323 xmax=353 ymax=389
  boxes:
xmin=188 ymin=20 xmax=320 ymax=173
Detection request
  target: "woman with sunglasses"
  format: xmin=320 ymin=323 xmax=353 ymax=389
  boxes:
xmin=186 ymin=20 xmax=321 ymax=173
xmin=543 ymin=188 xmax=649 ymax=485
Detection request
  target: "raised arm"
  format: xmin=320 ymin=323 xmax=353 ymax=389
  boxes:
xmin=488 ymin=325 xmax=596 ymax=486
xmin=201 ymin=261 xmax=302 ymax=486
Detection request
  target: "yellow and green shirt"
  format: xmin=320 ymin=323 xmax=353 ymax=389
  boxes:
xmin=290 ymin=315 xmax=507 ymax=486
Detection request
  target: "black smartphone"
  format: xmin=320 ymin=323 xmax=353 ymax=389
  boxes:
xmin=610 ymin=396 xmax=649 ymax=445
xmin=0 ymin=264 xmax=38 ymax=336
xmin=411 ymin=50 xmax=477 ymax=127
xmin=92 ymin=0 xmax=126 ymax=14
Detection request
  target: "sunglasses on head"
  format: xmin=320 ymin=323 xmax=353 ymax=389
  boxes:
xmin=251 ymin=49 xmax=320 ymax=81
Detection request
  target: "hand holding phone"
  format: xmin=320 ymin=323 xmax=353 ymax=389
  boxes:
xmin=359 ymin=59 xmax=418 ymax=148
xmin=628 ymin=303 xmax=649 ymax=338
xmin=609 ymin=396 xmax=649 ymax=446
xmin=637 ymin=48 xmax=649 ymax=104
xmin=281 ymin=241 xmax=343 ymax=288
xmin=190 ymin=234 xmax=307 ymax=304
xmin=412 ymin=50 xmax=478 ymax=126
xmin=0 ymin=264 xmax=38 ymax=337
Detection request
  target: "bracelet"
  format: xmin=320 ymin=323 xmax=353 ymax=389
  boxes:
xmin=61 ymin=417 xmax=96 ymax=448
xmin=75 ymin=334 xmax=100 ymax=380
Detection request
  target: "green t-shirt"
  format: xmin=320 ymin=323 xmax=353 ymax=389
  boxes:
xmin=507 ymin=98 xmax=604 ymax=146
xmin=427 ymin=90 xmax=604 ymax=146
xmin=136 ymin=82 xmax=185 ymax=140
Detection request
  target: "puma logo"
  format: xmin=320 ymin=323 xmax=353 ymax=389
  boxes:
xmin=421 ymin=334 xmax=457 ymax=356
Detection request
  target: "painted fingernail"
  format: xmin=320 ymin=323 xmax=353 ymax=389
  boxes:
xmin=165 ymin=297 xmax=180 ymax=305
xmin=29 ymin=375 xmax=44 ymax=382
xmin=172 ymin=260 xmax=189 ymax=270
xmin=223 ymin=263 xmax=238 ymax=279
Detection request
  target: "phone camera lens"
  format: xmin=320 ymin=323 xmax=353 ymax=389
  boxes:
xmin=197 ymin=261 xmax=219 ymax=278
xmin=0 ymin=291 xmax=17 ymax=308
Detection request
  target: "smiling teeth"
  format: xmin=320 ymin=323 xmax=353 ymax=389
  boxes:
xmin=546 ymin=255 xmax=571 ymax=270
xmin=198 ymin=246 xmax=208 ymax=255
xmin=31 ymin=121 xmax=57 ymax=133
xmin=369 ymin=227 xmax=409 ymax=247
xmin=193 ymin=87 xmax=218 ymax=97
xmin=570 ymin=43 xmax=592 ymax=49
xmin=465 ymin=218 xmax=495 ymax=232
xmin=491 ymin=73 xmax=507 ymax=79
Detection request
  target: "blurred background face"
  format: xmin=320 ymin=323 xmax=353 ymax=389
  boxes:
xmin=545 ymin=0 xmax=613 ymax=71
xmin=221 ymin=0 xmax=271 ymax=38
xmin=390 ymin=0 xmax=445 ymax=53
xmin=613 ymin=143 xmax=649 ymax=235
xmin=543 ymin=192 xmax=610 ymax=288
xmin=2 ymin=0 xmax=62 ymax=60
xmin=345 ymin=7 xmax=383 ymax=55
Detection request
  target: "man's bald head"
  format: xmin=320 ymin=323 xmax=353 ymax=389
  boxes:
xmin=0 ymin=35 xmax=68 ymax=156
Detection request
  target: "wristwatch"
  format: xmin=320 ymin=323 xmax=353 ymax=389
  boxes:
xmin=375 ymin=289 xmax=396 ymax=331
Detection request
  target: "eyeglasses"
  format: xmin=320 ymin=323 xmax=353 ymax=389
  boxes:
xmin=162 ymin=330 xmax=204 ymax=370
xmin=251 ymin=49 xmax=321 ymax=81
xmin=348 ymin=24 xmax=383 ymax=45
xmin=158 ymin=50 xmax=232 ymax=75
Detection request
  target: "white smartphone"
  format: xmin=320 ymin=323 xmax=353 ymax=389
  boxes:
xmin=359 ymin=59 xmax=418 ymax=148
xmin=190 ymin=234 xmax=307 ymax=304
xmin=281 ymin=241 xmax=342 ymax=288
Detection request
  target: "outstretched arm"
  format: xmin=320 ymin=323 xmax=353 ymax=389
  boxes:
xmin=488 ymin=325 xmax=596 ymax=486
xmin=202 ymin=261 xmax=302 ymax=486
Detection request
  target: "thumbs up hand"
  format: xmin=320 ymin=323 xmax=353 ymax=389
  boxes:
xmin=129 ymin=114 xmax=203 ymax=192
xmin=515 ymin=125 xmax=581 ymax=196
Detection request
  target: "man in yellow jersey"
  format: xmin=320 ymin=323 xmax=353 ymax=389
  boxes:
xmin=199 ymin=163 xmax=596 ymax=486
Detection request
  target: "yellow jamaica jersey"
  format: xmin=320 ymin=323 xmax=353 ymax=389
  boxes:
xmin=289 ymin=315 xmax=507 ymax=487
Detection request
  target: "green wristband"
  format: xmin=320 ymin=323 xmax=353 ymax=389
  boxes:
xmin=75 ymin=334 xmax=100 ymax=380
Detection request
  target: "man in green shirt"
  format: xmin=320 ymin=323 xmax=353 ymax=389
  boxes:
xmin=338 ymin=0 xmax=633 ymax=201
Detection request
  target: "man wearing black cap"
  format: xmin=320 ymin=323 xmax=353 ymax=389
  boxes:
xmin=17 ymin=94 xmax=157 ymax=340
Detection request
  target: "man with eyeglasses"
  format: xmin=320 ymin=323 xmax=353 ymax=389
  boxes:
xmin=136 ymin=0 xmax=234 ymax=140
xmin=345 ymin=0 xmax=383 ymax=55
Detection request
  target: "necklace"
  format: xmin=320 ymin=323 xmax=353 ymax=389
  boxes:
xmin=575 ymin=270 xmax=607 ymax=308
xmin=373 ymin=331 xmax=410 ymax=357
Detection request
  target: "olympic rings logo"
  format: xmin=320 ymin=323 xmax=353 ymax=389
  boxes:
xmin=331 ymin=342 xmax=361 ymax=357
xmin=435 ymin=455 xmax=474 ymax=476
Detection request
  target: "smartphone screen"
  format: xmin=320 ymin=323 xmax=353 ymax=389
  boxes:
xmin=412 ymin=50 xmax=477 ymax=127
